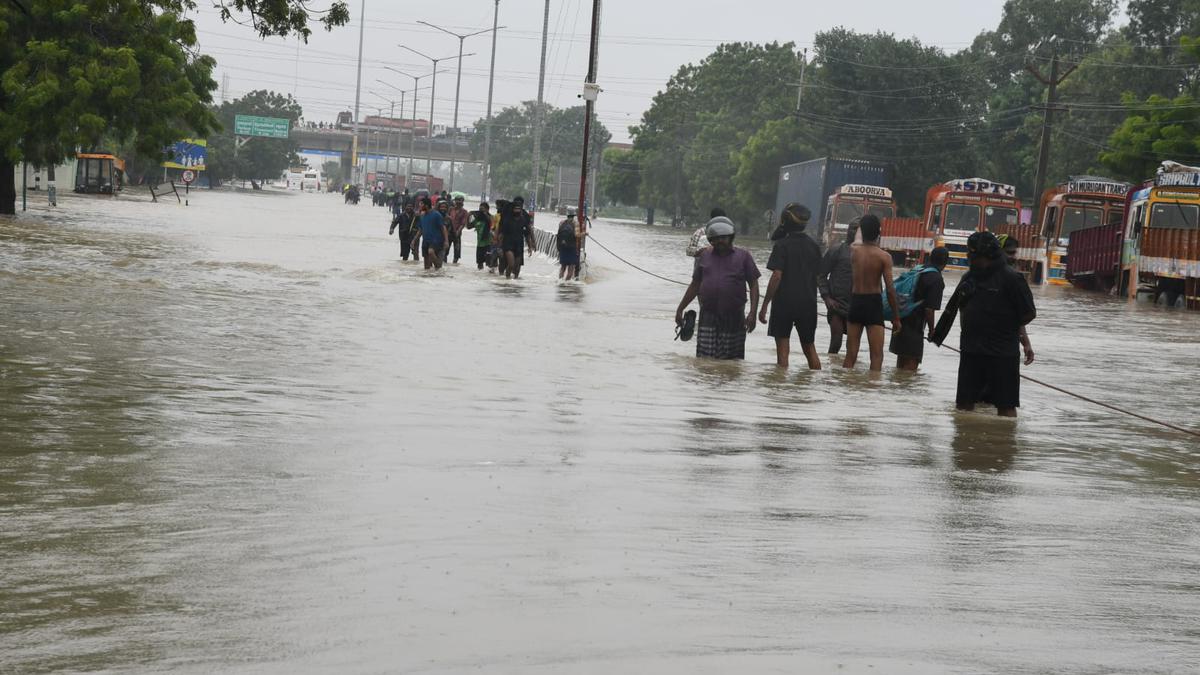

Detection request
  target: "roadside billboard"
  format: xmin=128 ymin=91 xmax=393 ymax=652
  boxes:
xmin=163 ymin=138 xmax=207 ymax=170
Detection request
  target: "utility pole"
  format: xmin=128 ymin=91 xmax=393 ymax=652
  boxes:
xmin=794 ymin=48 xmax=808 ymax=112
xmin=482 ymin=0 xmax=500 ymax=200
xmin=531 ymin=0 xmax=550 ymax=208
xmin=351 ymin=0 xmax=366 ymax=185
xmin=1027 ymin=52 xmax=1076 ymax=209
xmin=576 ymin=0 xmax=601 ymax=233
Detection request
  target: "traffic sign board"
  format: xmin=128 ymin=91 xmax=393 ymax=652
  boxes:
xmin=182 ymin=170 xmax=195 ymax=184
xmin=234 ymin=114 xmax=291 ymax=139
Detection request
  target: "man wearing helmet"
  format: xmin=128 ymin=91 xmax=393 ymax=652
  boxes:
xmin=954 ymin=231 xmax=1037 ymax=417
xmin=674 ymin=216 xmax=761 ymax=360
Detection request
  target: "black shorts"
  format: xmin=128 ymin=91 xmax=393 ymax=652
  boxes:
xmin=956 ymin=353 xmax=1021 ymax=409
xmin=476 ymin=246 xmax=489 ymax=265
xmin=768 ymin=305 xmax=817 ymax=344
xmin=889 ymin=312 xmax=927 ymax=361
xmin=503 ymin=245 xmax=524 ymax=266
xmin=848 ymin=293 xmax=884 ymax=327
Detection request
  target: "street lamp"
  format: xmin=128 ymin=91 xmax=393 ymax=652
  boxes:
xmin=399 ymin=45 xmax=473 ymax=179
xmin=370 ymin=90 xmax=401 ymax=179
xmin=417 ymin=20 xmax=505 ymax=193
xmin=482 ymin=0 xmax=501 ymax=200
xmin=385 ymin=66 xmax=444 ymax=186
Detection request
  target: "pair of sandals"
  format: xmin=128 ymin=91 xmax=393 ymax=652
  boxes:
xmin=675 ymin=310 xmax=696 ymax=342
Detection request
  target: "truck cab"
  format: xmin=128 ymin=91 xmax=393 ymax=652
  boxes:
xmin=924 ymin=178 xmax=1022 ymax=270
xmin=821 ymin=184 xmax=895 ymax=248
xmin=1121 ymin=165 xmax=1200 ymax=308
xmin=1038 ymin=177 xmax=1128 ymax=285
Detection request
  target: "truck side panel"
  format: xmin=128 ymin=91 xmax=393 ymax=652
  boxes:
xmin=1066 ymin=222 xmax=1122 ymax=286
xmin=775 ymin=158 xmax=893 ymax=243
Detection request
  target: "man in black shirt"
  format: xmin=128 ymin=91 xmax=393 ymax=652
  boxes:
xmin=956 ymin=232 xmax=1037 ymax=417
xmin=890 ymin=246 xmax=949 ymax=371
xmin=758 ymin=204 xmax=823 ymax=369
xmin=498 ymin=196 xmax=534 ymax=279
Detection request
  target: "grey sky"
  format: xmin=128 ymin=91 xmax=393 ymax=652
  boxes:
xmin=195 ymin=0 xmax=1012 ymax=143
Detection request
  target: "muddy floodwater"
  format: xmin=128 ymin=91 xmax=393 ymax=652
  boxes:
xmin=2 ymin=190 xmax=1198 ymax=674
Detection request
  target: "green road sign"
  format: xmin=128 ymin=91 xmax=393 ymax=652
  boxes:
xmin=234 ymin=115 xmax=290 ymax=139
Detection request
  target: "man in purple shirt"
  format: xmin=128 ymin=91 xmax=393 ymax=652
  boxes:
xmin=675 ymin=217 xmax=761 ymax=359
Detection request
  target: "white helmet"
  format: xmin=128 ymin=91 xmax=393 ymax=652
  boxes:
xmin=706 ymin=216 xmax=736 ymax=238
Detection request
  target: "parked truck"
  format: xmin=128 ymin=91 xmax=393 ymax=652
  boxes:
xmin=922 ymin=177 xmax=1023 ymax=271
xmin=774 ymin=158 xmax=893 ymax=244
xmin=1067 ymin=161 xmax=1200 ymax=309
xmin=1036 ymin=176 xmax=1129 ymax=285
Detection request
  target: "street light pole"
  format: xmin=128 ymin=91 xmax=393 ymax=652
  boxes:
xmin=351 ymin=0 xmax=366 ymax=184
xmin=483 ymin=0 xmax=501 ymax=200
xmin=418 ymin=21 xmax=503 ymax=194
xmin=400 ymin=46 xmax=469 ymax=181
xmin=532 ymin=0 xmax=550 ymax=209
xmin=385 ymin=67 xmax=442 ymax=187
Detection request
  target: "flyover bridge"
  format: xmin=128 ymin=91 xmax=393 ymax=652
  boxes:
xmin=291 ymin=128 xmax=479 ymax=167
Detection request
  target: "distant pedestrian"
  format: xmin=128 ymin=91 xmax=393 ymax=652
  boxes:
xmin=416 ymin=197 xmax=447 ymax=270
xmin=389 ymin=200 xmax=419 ymax=261
xmin=818 ymin=220 xmax=857 ymax=354
xmin=447 ymin=195 xmax=469 ymax=264
xmin=759 ymin=204 xmax=822 ymax=369
xmin=686 ymin=207 xmax=725 ymax=257
xmin=889 ymin=246 xmax=949 ymax=371
xmin=842 ymin=214 xmax=901 ymax=371
xmin=468 ymin=202 xmax=495 ymax=271
xmin=498 ymin=196 xmax=534 ymax=279
xmin=557 ymin=207 xmax=582 ymax=281
xmin=675 ymin=217 xmax=760 ymax=360
xmin=952 ymin=231 xmax=1036 ymax=417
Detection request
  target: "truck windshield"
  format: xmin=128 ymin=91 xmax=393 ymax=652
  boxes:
xmin=834 ymin=202 xmax=866 ymax=225
xmin=943 ymin=203 xmax=980 ymax=233
xmin=868 ymin=205 xmax=894 ymax=220
xmin=1150 ymin=202 xmax=1200 ymax=229
xmin=984 ymin=206 xmax=1019 ymax=230
xmin=1060 ymin=207 xmax=1102 ymax=239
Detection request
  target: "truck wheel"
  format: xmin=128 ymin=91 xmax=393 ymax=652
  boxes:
xmin=1167 ymin=291 xmax=1184 ymax=309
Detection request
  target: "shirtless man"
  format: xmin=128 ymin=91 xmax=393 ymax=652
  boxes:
xmin=842 ymin=214 xmax=901 ymax=371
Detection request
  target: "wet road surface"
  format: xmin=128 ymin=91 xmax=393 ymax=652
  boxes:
xmin=2 ymin=190 xmax=1198 ymax=673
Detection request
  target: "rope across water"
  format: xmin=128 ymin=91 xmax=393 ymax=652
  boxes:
xmin=585 ymin=233 xmax=1200 ymax=440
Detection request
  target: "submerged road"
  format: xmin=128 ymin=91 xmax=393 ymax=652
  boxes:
xmin=1 ymin=190 xmax=1198 ymax=673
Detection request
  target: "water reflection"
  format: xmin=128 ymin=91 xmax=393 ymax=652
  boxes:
xmin=951 ymin=413 xmax=1019 ymax=474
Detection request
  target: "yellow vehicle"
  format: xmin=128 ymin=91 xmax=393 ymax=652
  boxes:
xmin=75 ymin=153 xmax=125 ymax=194
xmin=924 ymin=177 xmax=1022 ymax=270
xmin=1037 ymin=177 xmax=1128 ymax=285
xmin=1119 ymin=165 xmax=1200 ymax=308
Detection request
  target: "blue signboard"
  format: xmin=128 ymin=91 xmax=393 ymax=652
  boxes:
xmin=164 ymin=139 xmax=207 ymax=170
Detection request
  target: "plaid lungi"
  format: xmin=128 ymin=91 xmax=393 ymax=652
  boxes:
xmin=695 ymin=309 xmax=747 ymax=360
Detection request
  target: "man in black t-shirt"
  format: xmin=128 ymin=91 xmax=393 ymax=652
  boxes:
xmin=956 ymin=232 xmax=1037 ymax=417
xmin=890 ymin=246 xmax=949 ymax=371
xmin=758 ymin=204 xmax=823 ymax=369
xmin=498 ymin=196 xmax=534 ymax=279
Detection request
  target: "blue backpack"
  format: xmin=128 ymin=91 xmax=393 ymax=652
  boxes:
xmin=882 ymin=266 xmax=939 ymax=320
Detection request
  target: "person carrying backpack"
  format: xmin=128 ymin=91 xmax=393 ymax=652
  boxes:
xmin=889 ymin=246 xmax=949 ymax=371
xmin=557 ymin=207 xmax=581 ymax=281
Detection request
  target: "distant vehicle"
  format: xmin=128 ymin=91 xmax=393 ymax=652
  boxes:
xmin=775 ymin=157 xmax=893 ymax=244
xmin=1036 ymin=177 xmax=1129 ymax=285
xmin=824 ymin=183 xmax=896 ymax=248
xmin=283 ymin=168 xmax=305 ymax=190
xmin=301 ymin=170 xmax=321 ymax=192
xmin=75 ymin=152 xmax=125 ymax=194
xmin=1068 ymin=161 xmax=1200 ymax=309
xmin=923 ymin=177 xmax=1023 ymax=270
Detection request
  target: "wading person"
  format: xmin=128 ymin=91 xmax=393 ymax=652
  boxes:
xmin=389 ymin=201 xmax=418 ymax=261
xmin=842 ymin=215 xmax=901 ymax=371
xmin=435 ymin=199 xmax=452 ymax=262
xmin=557 ymin=207 xmax=581 ymax=281
xmin=674 ymin=217 xmax=760 ymax=360
xmin=1000 ymin=235 xmax=1036 ymax=365
xmin=498 ymin=196 xmax=534 ymax=279
xmin=954 ymin=231 xmax=1036 ymax=417
xmin=468 ymin=202 xmax=495 ymax=271
xmin=758 ymin=204 xmax=823 ymax=369
xmin=686 ymin=208 xmax=725 ymax=257
xmin=417 ymin=197 xmax=447 ymax=270
xmin=889 ymin=246 xmax=949 ymax=371
xmin=818 ymin=220 xmax=857 ymax=354
xmin=447 ymin=195 xmax=469 ymax=264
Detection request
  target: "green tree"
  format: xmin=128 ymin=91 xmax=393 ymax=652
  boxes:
xmin=600 ymin=147 xmax=640 ymax=206
xmin=207 ymin=90 xmax=302 ymax=182
xmin=322 ymin=159 xmax=344 ymax=189
xmin=732 ymin=117 xmax=813 ymax=220
xmin=0 ymin=0 xmax=348 ymax=214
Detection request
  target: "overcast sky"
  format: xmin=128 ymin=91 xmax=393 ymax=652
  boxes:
xmin=195 ymin=0 xmax=1015 ymax=143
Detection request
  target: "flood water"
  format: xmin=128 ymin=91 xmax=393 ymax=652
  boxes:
xmin=2 ymin=189 xmax=1198 ymax=674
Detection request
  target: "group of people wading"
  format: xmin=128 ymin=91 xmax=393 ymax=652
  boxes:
xmin=675 ymin=205 xmax=1037 ymax=417
xmin=386 ymin=191 xmax=585 ymax=281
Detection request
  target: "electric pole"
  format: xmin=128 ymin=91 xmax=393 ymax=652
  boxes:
xmin=1027 ymin=52 xmax=1077 ymax=208
xmin=531 ymin=0 xmax=550 ymax=209
xmin=482 ymin=0 xmax=500 ymax=200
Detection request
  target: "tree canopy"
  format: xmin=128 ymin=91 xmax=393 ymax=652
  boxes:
xmin=0 ymin=0 xmax=348 ymax=213
xmin=207 ymin=89 xmax=303 ymax=182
